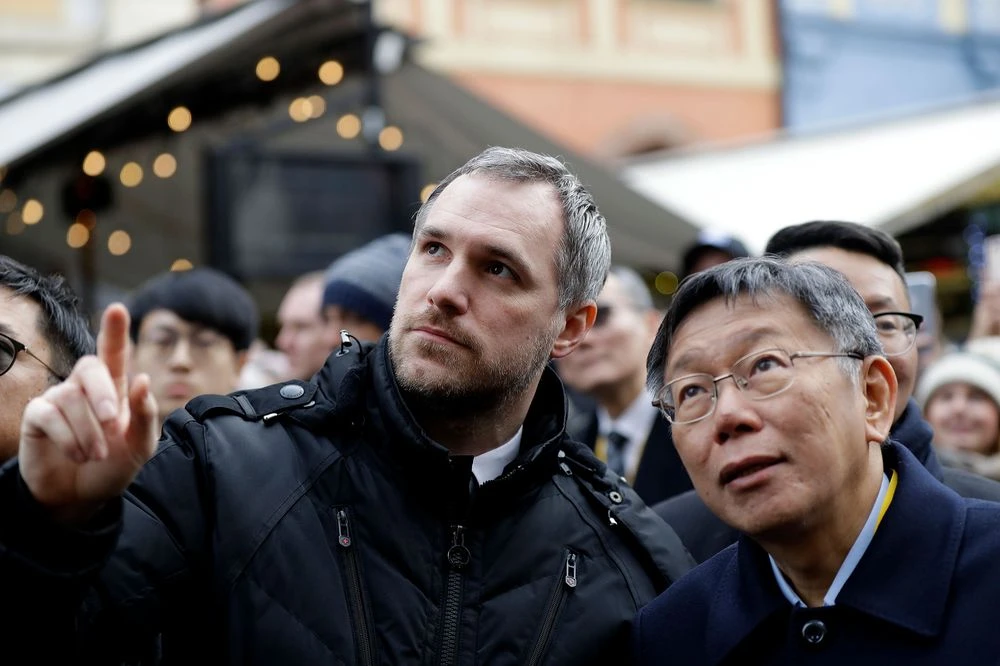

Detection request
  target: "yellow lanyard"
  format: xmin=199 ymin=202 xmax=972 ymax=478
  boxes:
xmin=874 ymin=470 xmax=898 ymax=532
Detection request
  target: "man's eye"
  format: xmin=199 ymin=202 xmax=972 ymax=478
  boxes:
xmin=676 ymin=382 xmax=709 ymax=404
xmin=486 ymin=262 xmax=514 ymax=279
xmin=425 ymin=242 xmax=443 ymax=255
xmin=750 ymin=355 xmax=782 ymax=374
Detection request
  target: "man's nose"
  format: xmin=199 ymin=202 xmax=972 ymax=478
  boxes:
xmin=712 ymin=378 xmax=762 ymax=444
xmin=426 ymin=262 xmax=470 ymax=314
xmin=167 ymin=338 xmax=194 ymax=367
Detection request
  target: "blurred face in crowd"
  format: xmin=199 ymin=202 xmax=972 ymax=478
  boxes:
xmin=131 ymin=309 xmax=247 ymax=424
xmin=925 ymin=383 xmax=1000 ymax=455
xmin=323 ymin=305 xmax=386 ymax=348
xmin=662 ymin=292 xmax=894 ymax=540
xmin=0 ymin=287 xmax=60 ymax=461
xmin=389 ymin=174 xmax=591 ymax=412
xmin=276 ymin=278 xmax=330 ymax=381
xmin=557 ymin=273 xmax=658 ymax=402
xmin=788 ymin=247 xmax=916 ymax=421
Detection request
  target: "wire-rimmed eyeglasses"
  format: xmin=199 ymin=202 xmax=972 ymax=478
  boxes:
xmin=652 ymin=348 xmax=864 ymax=425
xmin=0 ymin=331 xmax=65 ymax=381
xmin=872 ymin=311 xmax=922 ymax=357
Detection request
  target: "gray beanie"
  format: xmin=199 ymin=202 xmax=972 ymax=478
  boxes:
xmin=322 ymin=233 xmax=412 ymax=330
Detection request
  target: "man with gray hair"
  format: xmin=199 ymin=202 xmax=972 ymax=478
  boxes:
xmin=0 ymin=146 xmax=692 ymax=663
xmin=558 ymin=265 xmax=691 ymax=504
xmin=634 ymin=257 xmax=1000 ymax=664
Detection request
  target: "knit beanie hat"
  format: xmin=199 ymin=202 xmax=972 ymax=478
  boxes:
xmin=916 ymin=350 xmax=1000 ymax=410
xmin=322 ymin=232 xmax=412 ymax=331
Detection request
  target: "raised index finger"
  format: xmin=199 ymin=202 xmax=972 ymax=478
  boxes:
xmin=97 ymin=302 xmax=131 ymax=399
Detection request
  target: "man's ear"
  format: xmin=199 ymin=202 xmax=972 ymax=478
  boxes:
xmin=550 ymin=302 xmax=596 ymax=359
xmin=863 ymin=355 xmax=897 ymax=444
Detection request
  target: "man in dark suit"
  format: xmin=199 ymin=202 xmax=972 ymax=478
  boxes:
xmin=656 ymin=221 xmax=1000 ymax=563
xmin=635 ymin=257 xmax=1000 ymax=664
xmin=559 ymin=266 xmax=691 ymax=505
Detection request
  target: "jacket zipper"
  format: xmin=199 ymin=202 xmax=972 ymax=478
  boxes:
xmin=439 ymin=524 xmax=470 ymax=666
xmin=525 ymin=550 xmax=578 ymax=666
xmin=336 ymin=508 xmax=376 ymax=666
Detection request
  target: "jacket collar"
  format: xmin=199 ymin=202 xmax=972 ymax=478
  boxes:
xmin=891 ymin=398 xmax=944 ymax=481
xmin=358 ymin=339 xmax=569 ymax=498
xmin=704 ymin=442 xmax=966 ymax=665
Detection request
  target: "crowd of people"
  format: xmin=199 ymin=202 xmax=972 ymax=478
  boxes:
xmin=2 ymin=146 xmax=1000 ymax=664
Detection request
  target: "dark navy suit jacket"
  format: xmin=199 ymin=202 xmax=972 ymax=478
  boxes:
xmin=633 ymin=441 xmax=1000 ymax=665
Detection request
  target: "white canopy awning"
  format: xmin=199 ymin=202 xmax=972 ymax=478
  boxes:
xmin=621 ymin=94 xmax=1000 ymax=255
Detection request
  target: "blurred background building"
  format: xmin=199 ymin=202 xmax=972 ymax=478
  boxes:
xmin=1 ymin=0 xmax=1000 ymax=339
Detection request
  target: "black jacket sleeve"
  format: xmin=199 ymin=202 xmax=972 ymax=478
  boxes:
xmin=0 ymin=413 xmax=213 ymax=663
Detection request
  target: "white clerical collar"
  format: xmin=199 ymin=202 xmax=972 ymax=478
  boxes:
xmin=472 ymin=427 xmax=523 ymax=484
xmin=770 ymin=471 xmax=892 ymax=607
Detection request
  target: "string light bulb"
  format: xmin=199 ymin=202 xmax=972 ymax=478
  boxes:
xmin=82 ymin=151 xmax=106 ymax=176
xmin=120 ymin=162 xmax=143 ymax=187
xmin=153 ymin=153 xmax=177 ymax=179
xmin=167 ymin=106 xmax=192 ymax=132
xmin=108 ymin=230 xmax=132 ymax=256
xmin=21 ymin=199 xmax=43 ymax=225
xmin=256 ymin=56 xmax=280 ymax=81
xmin=66 ymin=223 xmax=90 ymax=248
xmin=318 ymin=60 xmax=344 ymax=85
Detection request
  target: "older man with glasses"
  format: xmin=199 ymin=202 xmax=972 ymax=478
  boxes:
xmin=656 ymin=221 xmax=1000 ymax=564
xmin=557 ymin=265 xmax=693 ymax=504
xmin=634 ymin=256 xmax=1000 ymax=665
xmin=0 ymin=255 xmax=93 ymax=462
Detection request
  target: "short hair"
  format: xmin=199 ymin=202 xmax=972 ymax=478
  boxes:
xmin=128 ymin=268 xmax=259 ymax=351
xmin=414 ymin=146 xmax=611 ymax=310
xmin=608 ymin=265 xmax=654 ymax=310
xmin=765 ymin=221 xmax=906 ymax=279
xmin=0 ymin=255 xmax=95 ymax=380
xmin=646 ymin=257 xmax=883 ymax=396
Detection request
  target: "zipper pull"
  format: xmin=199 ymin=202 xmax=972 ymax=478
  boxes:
xmin=564 ymin=552 xmax=577 ymax=588
xmin=337 ymin=509 xmax=352 ymax=548
xmin=447 ymin=524 xmax=471 ymax=570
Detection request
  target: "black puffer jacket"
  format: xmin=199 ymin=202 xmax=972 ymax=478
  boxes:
xmin=0 ymin=340 xmax=693 ymax=665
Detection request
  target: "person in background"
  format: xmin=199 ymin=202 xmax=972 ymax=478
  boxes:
xmin=127 ymin=266 xmax=259 ymax=427
xmin=656 ymin=220 xmax=1000 ymax=564
xmin=635 ymin=257 xmax=1000 ymax=665
xmin=0 ymin=255 xmax=94 ymax=462
xmin=918 ymin=337 xmax=1000 ymax=481
xmin=919 ymin=349 xmax=1000 ymax=457
xmin=275 ymin=271 xmax=328 ymax=381
xmin=557 ymin=265 xmax=691 ymax=505
xmin=322 ymin=232 xmax=411 ymax=346
xmin=0 ymin=147 xmax=692 ymax=664
xmin=680 ymin=229 xmax=750 ymax=279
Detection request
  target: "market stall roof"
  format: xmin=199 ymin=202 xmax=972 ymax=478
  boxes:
xmin=621 ymin=93 xmax=1000 ymax=254
xmin=0 ymin=0 xmax=373 ymax=172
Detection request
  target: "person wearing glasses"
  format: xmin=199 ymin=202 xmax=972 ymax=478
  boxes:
xmin=0 ymin=255 xmax=93 ymax=462
xmin=557 ymin=265 xmax=692 ymax=504
xmin=656 ymin=220 xmax=1000 ymax=564
xmin=127 ymin=267 xmax=258 ymax=428
xmin=634 ymin=257 xmax=1000 ymax=664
